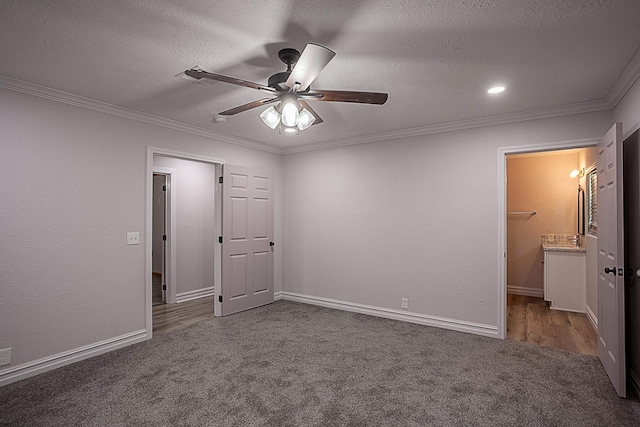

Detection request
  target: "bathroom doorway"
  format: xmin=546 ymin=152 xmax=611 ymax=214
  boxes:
xmin=504 ymin=147 xmax=598 ymax=354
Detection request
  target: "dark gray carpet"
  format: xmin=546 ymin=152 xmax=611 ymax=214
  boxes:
xmin=1 ymin=300 xmax=639 ymax=426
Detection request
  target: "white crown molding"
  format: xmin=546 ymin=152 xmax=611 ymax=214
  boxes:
xmin=607 ymin=45 xmax=640 ymax=108
xmin=6 ymin=50 xmax=640 ymax=157
xmin=0 ymin=75 xmax=282 ymax=155
xmin=280 ymin=291 xmax=498 ymax=338
xmin=282 ymin=99 xmax=611 ymax=154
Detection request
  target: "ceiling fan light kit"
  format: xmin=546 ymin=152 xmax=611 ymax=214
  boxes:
xmin=260 ymin=106 xmax=280 ymax=129
xmin=258 ymin=98 xmax=315 ymax=133
xmin=184 ymin=43 xmax=388 ymax=135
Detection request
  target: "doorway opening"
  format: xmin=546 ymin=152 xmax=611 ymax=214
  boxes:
xmin=498 ymin=139 xmax=599 ymax=345
xmin=504 ymin=147 xmax=598 ymax=355
xmin=146 ymin=148 xmax=224 ymax=336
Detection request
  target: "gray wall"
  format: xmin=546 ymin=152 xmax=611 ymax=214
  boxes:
xmin=283 ymin=111 xmax=612 ymax=330
xmin=0 ymin=87 xmax=283 ymax=372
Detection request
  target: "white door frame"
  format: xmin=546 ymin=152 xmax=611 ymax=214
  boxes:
xmin=145 ymin=147 xmax=224 ymax=336
xmin=497 ymin=137 xmax=598 ymax=339
xmin=152 ymin=167 xmax=177 ymax=304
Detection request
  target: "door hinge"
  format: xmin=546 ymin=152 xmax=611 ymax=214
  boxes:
xmin=219 ymin=176 xmax=223 ymax=184
xmin=219 ymin=236 xmax=223 ymax=244
xmin=162 ymin=235 xmax=167 ymax=241
xmin=162 ymin=284 xmax=166 ymax=291
xmin=218 ymin=295 xmax=223 ymax=303
xmin=162 ymin=185 xmax=166 ymax=191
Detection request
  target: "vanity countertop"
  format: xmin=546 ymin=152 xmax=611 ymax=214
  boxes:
xmin=542 ymin=244 xmax=586 ymax=253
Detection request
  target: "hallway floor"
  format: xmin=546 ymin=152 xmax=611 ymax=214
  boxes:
xmin=507 ymin=294 xmax=598 ymax=356
xmin=152 ymin=296 xmax=214 ymax=333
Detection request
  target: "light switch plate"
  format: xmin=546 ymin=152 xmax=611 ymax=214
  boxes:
xmin=126 ymin=232 xmax=140 ymax=245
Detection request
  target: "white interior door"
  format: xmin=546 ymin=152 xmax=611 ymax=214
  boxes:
xmin=596 ymin=122 xmax=626 ymax=397
xmin=220 ymin=165 xmax=274 ymax=315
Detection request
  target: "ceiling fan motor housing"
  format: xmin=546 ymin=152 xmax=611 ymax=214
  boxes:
xmin=268 ymin=71 xmax=291 ymax=91
xmin=278 ymin=48 xmax=300 ymax=68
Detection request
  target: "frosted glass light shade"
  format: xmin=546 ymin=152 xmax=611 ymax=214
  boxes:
xmin=281 ymin=101 xmax=299 ymax=127
xmin=297 ymin=108 xmax=315 ymax=130
xmin=260 ymin=106 xmax=280 ymax=129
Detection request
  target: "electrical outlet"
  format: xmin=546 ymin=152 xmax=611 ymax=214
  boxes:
xmin=126 ymin=232 xmax=140 ymax=245
xmin=401 ymin=298 xmax=408 ymax=310
xmin=0 ymin=348 xmax=11 ymax=366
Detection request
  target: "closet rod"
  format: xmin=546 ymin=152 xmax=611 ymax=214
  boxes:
xmin=507 ymin=211 xmax=536 ymax=215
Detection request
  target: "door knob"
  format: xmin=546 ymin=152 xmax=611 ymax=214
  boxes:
xmin=604 ymin=267 xmax=617 ymax=275
xmin=269 ymin=241 xmax=275 ymax=246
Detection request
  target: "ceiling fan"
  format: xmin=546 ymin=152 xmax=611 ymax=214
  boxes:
xmin=184 ymin=43 xmax=388 ymax=133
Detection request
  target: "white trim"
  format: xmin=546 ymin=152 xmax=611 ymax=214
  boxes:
xmin=0 ymin=75 xmax=281 ymax=154
xmin=507 ymin=286 xmax=544 ymax=298
xmin=282 ymin=101 xmax=610 ymax=154
xmin=280 ymin=292 xmax=498 ymax=338
xmin=153 ymin=166 xmax=177 ymax=304
xmin=176 ymin=287 xmax=215 ymax=303
xmin=150 ymin=146 xmax=226 ymax=165
xmin=0 ymin=330 xmax=147 ymax=387
xmin=607 ymin=46 xmax=640 ymax=108
xmin=214 ymin=164 xmax=223 ymax=317
xmin=497 ymin=137 xmax=600 ymax=339
xmin=585 ymin=303 xmax=598 ymax=332
xmin=2 ymin=73 xmax=635 ymax=157
xmin=274 ymin=291 xmax=284 ymax=301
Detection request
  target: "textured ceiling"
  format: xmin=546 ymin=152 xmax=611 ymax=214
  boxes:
xmin=1 ymin=0 xmax=640 ymax=149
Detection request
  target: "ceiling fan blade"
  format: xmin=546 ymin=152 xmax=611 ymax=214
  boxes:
xmin=285 ymin=44 xmax=335 ymax=91
xmin=299 ymin=100 xmax=323 ymax=125
xmin=184 ymin=69 xmax=275 ymax=93
xmin=306 ymin=90 xmax=388 ymax=105
xmin=219 ymin=97 xmax=279 ymax=116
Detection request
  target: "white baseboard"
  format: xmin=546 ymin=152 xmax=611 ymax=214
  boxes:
xmin=274 ymin=291 xmax=283 ymax=301
xmin=0 ymin=329 xmax=148 ymax=387
xmin=507 ymin=285 xmax=544 ymax=298
xmin=584 ymin=303 xmax=598 ymax=332
xmin=175 ymin=286 xmax=215 ymax=303
xmin=630 ymin=369 xmax=640 ymax=399
xmin=279 ymin=292 xmax=498 ymax=338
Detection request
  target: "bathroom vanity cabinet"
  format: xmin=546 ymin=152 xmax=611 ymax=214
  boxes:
xmin=543 ymin=247 xmax=586 ymax=312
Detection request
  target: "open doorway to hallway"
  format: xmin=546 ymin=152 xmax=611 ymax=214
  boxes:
xmin=505 ymin=148 xmax=598 ymax=355
xmin=149 ymin=154 xmax=219 ymax=334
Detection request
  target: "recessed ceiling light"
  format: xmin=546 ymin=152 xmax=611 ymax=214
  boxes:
xmin=488 ymin=86 xmax=506 ymax=94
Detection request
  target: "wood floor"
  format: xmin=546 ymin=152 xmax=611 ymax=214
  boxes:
xmin=152 ymin=296 xmax=215 ymax=333
xmin=507 ymin=294 xmax=598 ymax=356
